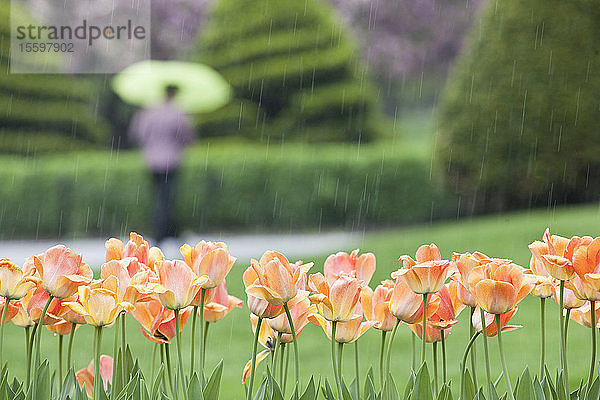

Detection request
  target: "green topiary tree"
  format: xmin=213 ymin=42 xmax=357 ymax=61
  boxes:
xmin=0 ymin=4 xmax=110 ymax=155
xmin=438 ymin=0 xmax=600 ymax=212
xmin=191 ymin=0 xmax=386 ymax=142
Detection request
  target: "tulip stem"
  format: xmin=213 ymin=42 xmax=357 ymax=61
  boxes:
xmin=480 ymin=307 xmax=492 ymax=399
xmin=111 ymin=316 xmax=119 ymax=399
xmin=469 ymin=307 xmax=478 ymax=389
xmin=589 ymin=301 xmax=597 ymax=389
xmin=411 ymin=333 xmax=416 ymax=372
xmin=337 ymin=343 xmax=344 ymax=385
xmin=441 ymin=329 xmax=447 ymax=384
xmin=460 ymin=331 xmax=481 ymax=400
xmin=331 ymin=321 xmax=341 ymax=397
xmin=279 ymin=342 xmax=285 ymax=388
xmin=539 ymin=298 xmax=546 ymax=379
xmin=93 ymin=326 xmax=103 ymax=400
xmin=421 ymin=294 xmax=427 ymax=366
xmin=174 ymin=309 xmax=185 ymax=400
xmin=379 ymin=330 xmax=387 ymax=388
xmin=190 ymin=306 xmax=197 ymax=378
xmin=433 ymin=341 xmax=438 ymax=395
xmin=385 ymin=319 xmax=401 ymax=379
xmin=272 ymin=332 xmax=282 ymax=371
xmin=0 ymin=298 xmax=9 ymax=366
xmin=283 ymin=302 xmax=300 ymax=394
xmin=247 ymin=317 xmax=262 ymax=400
xmin=164 ymin=344 xmax=175 ymax=399
xmin=160 ymin=343 xmax=167 ymax=392
xmin=203 ymin=321 xmax=209 ymax=360
xmin=151 ymin=343 xmax=158 ymax=387
xmin=354 ymin=341 xmax=360 ymax=397
xmin=558 ymin=281 xmax=569 ymax=392
xmin=67 ymin=323 xmax=76 ymax=371
xmin=32 ymin=294 xmax=53 ymax=398
xmin=199 ymin=289 xmax=206 ymax=379
xmin=26 ymin=323 xmax=37 ymax=389
xmin=121 ymin=313 xmax=127 ymax=385
xmin=283 ymin=342 xmax=290 ymax=394
xmin=58 ymin=334 xmax=64 ymax=387
xmin=496 ymin=314 xmax=515 ymax=400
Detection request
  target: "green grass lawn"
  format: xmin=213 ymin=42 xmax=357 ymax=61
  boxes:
xmin=3 ymin=203 xmax=600 ymax=398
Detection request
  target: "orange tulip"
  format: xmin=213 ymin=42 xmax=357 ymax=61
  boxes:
xmin=76 ymin=355 xmax=113 ymax=398
xmin=267 ymin=290 xmax=315 ymax=334
xmin=11 ymin=298 xmax=34 ymax=328
xmin=452 ymin=252 xmax=511 ymax=306
xmin=202 ymin=281 xmax=243 ymax=323
xmin=47 ymin=320 xmax=75 ymax=335
xmin=529 ymin=229 xmax=586 ymax=281
xmin=0 ymin=298 xmax=18 ymax=325
xmin=0 ymin=259 xmax=39 ymax=300
xmin=324 ymin=249 xmax=376 ymax=285
xmin=565 ymin=237 xmax=600 ymax=300
xmin=245 ymin=251 xmax=311 ymax=306
xmin=26 ymin=288 xmax=63 ymax=325
xmin=99 ymin=260 xmax=153 ymax=305
xmin=389 ymin=278 xmax=440 ymax=324
xmin=65 ymin=286 xmax=133 ymax=327
xmin=308 ymin=272 xmax=363 ymax=322
xmin=409 ymin=322 xmax=451 ymax=343
xmin=570 ymin=302 xmax=600 ymax=328
xmin=361 ymin=280 xmax=396 ymax=331
xmin=310 ymin=313 xmax=376 ymax=343
xmin=242 ymin=266 xmax=284 ymax=319
xmin=33 ymin=245 xmax=93 ymax=299
xmin=106 ymin=232 xmax=149 ymax=265
xmin=554 ymin=283 xmax=585 ymax=309
xmin=180 ymin=241 xmax=237 ymax=289
xmin=428 ymin=283 xmax=464 ymax=330
xmin=472 ymin=307 xmax=521 ymax=337
xmin=468 ymin=262 xmax=534 ymax=314
xmin=152 ymin=260 xmax=208 ymax=310
xmin=131 ymin=299 xmax=191 ymax=344
xmin=526 ymin=273 xmax=555 ymax=299
xmin=395 ymin=244 xmax=454 ymax=294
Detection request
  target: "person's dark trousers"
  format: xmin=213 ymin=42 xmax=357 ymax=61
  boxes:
xmin=151 ymin=169 xmax=177 ymax=244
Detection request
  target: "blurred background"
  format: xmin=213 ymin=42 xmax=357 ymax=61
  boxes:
xmin=0 ymin=0 xmax=598 ymax=241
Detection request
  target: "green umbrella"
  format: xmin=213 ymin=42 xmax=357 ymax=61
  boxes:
xmin=112 ymin=60 xmax=231 ymax=113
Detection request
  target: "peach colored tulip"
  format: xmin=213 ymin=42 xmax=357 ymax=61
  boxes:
xmin=565 ymin=237 xmax=600 ymax=300
xmin=395 ymin=244 xmax=454 ymax=294
xmin=553 ymin=284 xmax=585 ymax=309
xmin=11 ymin=298 xmax=34 ymax=328
xmin=566 ymin=275 xmax=600 ymax=301
xmin=99 ymin=260 xmax=153 ymax=305
xmin=147 ymin=247 xmax=165 ymax=273
xmin=468 ymin=261 xmax=535 ymax=314
xmin=409 ymin=321 xmax=451 ymax=343
xmin=389 ymin=278 xmax=440 ymax=324
xmin=361 ymin=280 xmax=396 ymax=331
xmin=525 ymin=272 xmax=555 ymax=299
xmin=267 ymin=290 xmax=315 ymax=334
xmin=106 ymin=232 xmax=149 ymax=264
xmin=452 ymin=252 xmax=512 ymax=303
xmin=310 ymin=313 xmax=376 ymax=343
xmin=47 ymin=320 xmax=75 ymax=335
xmin=33 ymin=245 xmax=93 ymax=299
xmin=202 ymin=281 xmax=243 ymax=323
xmin=472 ymin=307 xmax=521 ymax=337
xmin=27 ymin=288 xmax=63 ymax=325
xmin=180 ymin=240 xmax=237 ymax=289
xmin=76 ymin=355 xmax=113 ymax=398
xmin=324 ymin=249 xmax=376 ymax=285
xmin=428 ymin=283 xmax=464 ymax=330
xmin=245 ymin=251 xmax=311 ymax=306
xmin=65 ymin=286 xmax=133 ymax=327
xmin=570 ymin=302 xmax=600 ymax=328
xmin=529 ymin=229 xmax=587 ymax=281
xmin=243 ymin=266 xmax=284 ymax=319
xmin=0 ymin=298 xmax=18 ymax=325
xmin=131 ymin=299 xmax=191 ymax=344
xmin=0 ymin=259 xmax=39 ymax=300
xmin=308 ymin=272 xmax=363 ymax=322
xmin=152 ymin=260 xmax=208 ymax=310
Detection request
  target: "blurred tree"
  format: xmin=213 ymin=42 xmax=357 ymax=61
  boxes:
xmin=438 ymin=0 xmax=600 ymax=213
xmin=0 ymin=3 xmax=110 ymax=154
xmin=191 ymin=0 xmax=387 ymax=142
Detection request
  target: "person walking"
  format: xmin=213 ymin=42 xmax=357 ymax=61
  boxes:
xmin=128 ymin=84 xmax=195 ymax=244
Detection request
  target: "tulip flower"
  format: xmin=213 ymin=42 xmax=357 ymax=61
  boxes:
xmin=308 ymin=272 xmax=363 ymax=322
xmin=310 ymin=314 xmax=375 ymax=344
xmin=106 ymin=232 xmax=149 ymax=265
xmin=243 ymin=266 xmax=285 ymax=319
xmin=0 ymin=259 xmax=39 ymax=300
xmin=76 ymin=355 xmax=113 ymax=398
xmin=152 ymin=260 xmax=208 ymax=311
xmin=267 ymin=290 xmax=315 ymax=335
xmin=472 ymin=307 xmax=521 ymax=337
xmin=33 ymin=245 xmax=93 ymax=299
xmin=65 ymin=286 xmax=133 ymax=327
xmin=131 ymin=299 xmax=191 ymax=344
xmin=202 ymin=281 xmax=243 ymax=323
xmin=99 ymin=259 xmax=153 ymax=305
xmin=389 ymin=278 xmax=440 ymax=324
xmin=395 ymin=244 xmax=456 ymax=294
xmin=180 ymin=240 xmax=237 ymax=289
xmin=324 ymin=249 xmax=376 ymax=285
xmin=361 ymin=280 xmax=396 ymax=332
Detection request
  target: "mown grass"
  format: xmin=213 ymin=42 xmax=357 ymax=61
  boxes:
xmin=2 ymin=203 xmax=600 ymax=398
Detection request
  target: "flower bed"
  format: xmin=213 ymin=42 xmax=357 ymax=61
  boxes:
xmin=0 ymin=229 xmax=597 ymax=399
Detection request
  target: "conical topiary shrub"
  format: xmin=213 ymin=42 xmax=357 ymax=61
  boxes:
xmin=0 ymin=3 xmax=110 ymax=154
xmin=438 ymin=0 xmax=600 ymax=212
xmin=191 ymin=0 xmax=386 ymax=142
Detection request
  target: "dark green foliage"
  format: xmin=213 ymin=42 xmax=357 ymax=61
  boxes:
xmin=0 ymin=141 xmax=454 ymax=238
xmin=438 ymin=0 xmax=600 ymax=212
xmin=192 ymin=0 xmax=386 ymax=142
xmin=0 ymin=3 xmax=110 ymax=155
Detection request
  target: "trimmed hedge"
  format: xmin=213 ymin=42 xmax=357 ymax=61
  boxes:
xmin=0 ymin=140 xmax=456 ymax=238
xmin=192 ymin=0 xmax=386 ymax=143
xmin=0 ymin=2 xmax=110 ymax=154
xmin=438 ymin=0 xmax=600 ymax=212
